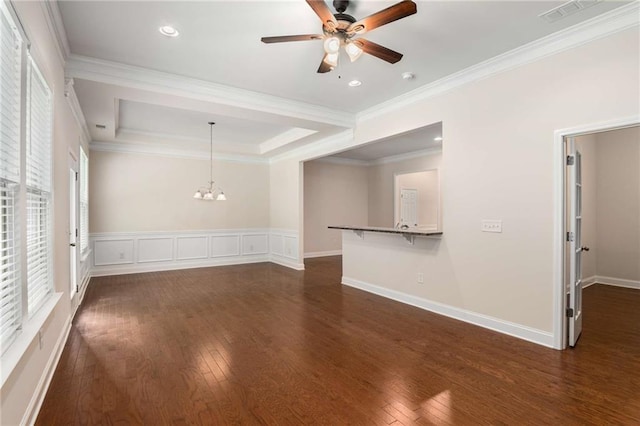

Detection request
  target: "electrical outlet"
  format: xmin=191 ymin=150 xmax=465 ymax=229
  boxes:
xmin=417 ymin=273 xmax=424 ymax=284
xmin=481 ymin=220 xmax=502 ymax=233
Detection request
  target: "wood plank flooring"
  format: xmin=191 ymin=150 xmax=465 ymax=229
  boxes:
xmin=36 ymin=257 xmax=640 ymax=424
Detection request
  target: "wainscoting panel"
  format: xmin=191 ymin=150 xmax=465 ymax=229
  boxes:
xmin=211 ymin=235 xmax=241 ymax=258
xmin=90 ymin=229 xmax=303 ymax=276
xmin=94 ymin=239 xmax=134 ymax=266
xmin=242 ymin=234 xmax=268 ymax=255
xmin=138 ymin=238 xmax=174 ymax=263
xmin=176 ymin=236 xmax=208 ymax=260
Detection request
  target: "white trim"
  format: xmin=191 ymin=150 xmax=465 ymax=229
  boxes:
xmin=370 ymin=147 xmax=442 ymax=166
xmin=40 ymin=0 xmax=70 ymax=66
xmin=260 ymin=128 xmax=318 ymax=155
xmin=582 ymin=275 xmax=597 ymax=288
xmin=63 ymin=78 xmax=91 ymax=144
xmin=304 ymin=250 xmax=342 ymax=258
xmin=593 ymin=275 xmax=640 ymax=290
xmin=22 ymin=316 xmax=72 ymax=426
xmin=0 ymin=293 xmax=63 ymax=388
xmin=269 ymin=255 xmax=305 ymax=271
xmin=270 ymin=129 xmax=355 ymax=163
xmin=358 ymin=2 xmax=640 ymax=122
xmin=342 ymin=277 xmax=554 ymax=348
xmin=313 ymin=156 xmax=369 ymax=167
xmin=553 ymin=115 xmax=640 ymax=350
xmin=89 ymin=140 xmax=269 ymax=164
xmin=90 ymin=229 xmax=303 ymax=276
xmin=91 ymin=255 xmax=271 ymax=277
xmin=65 ymin=54 xmax=355 ymax=129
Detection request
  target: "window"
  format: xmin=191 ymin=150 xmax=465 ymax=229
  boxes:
xmin=0 ymin=3 xmax=54 ymax=355
xmin=79 ymin=148 xmax=88 ymax=253
xmin=25 ymin=55 xmax=53 ymax=317
xmin=0 ymin=4 xmax=23 ymax=354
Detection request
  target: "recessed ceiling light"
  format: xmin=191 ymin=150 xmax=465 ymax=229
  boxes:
xmin=348 ymin=80 xmax=362 ymax=87
xmin=401 ymin=72 xmax=415 ymax=81
xmin=159 ymin=25 xmax=179 ymax=37
xmin=434 ymin=136 xmax=443 ymax=141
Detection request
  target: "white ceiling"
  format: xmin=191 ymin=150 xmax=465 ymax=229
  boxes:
xmin=57 ymin=0 xmax=631 ymax=159
xmin=331 ymin=121 xmax=442 ymax=161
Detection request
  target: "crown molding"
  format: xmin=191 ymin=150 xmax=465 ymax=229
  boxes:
xmin=269 ymin=129 xmax=355 ymax=164
xmin=90 ymin=141 xmax=269 ymax=164
xmin=64 ymin=78 xmax=91 ymax=144
xmin=40 ymin=0 xmax=70 ymax=66
xmin=315 ymin=147 xmax=442 ymax=167
xmin=65 ymin=54 xmax=356 ymax=129
xmin=358 ymin=1 xmax=640 ymax=122
xmin=313 ymin=156 xmax=370 ymax=167
xmin=370 ymin=147 xmax=443 ymax=166
xmin=259 ymin=128 xmax=318 ymax=155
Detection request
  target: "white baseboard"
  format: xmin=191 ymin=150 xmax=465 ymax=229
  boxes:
xmin=270 ymin=254 xmax=305 ymax=270
xmin=91 ymin=255 xmax=271 ymax=277
xmin=582 ymin=275 xmax=597 ymax=288
xmin=304 ymin=250 xmax=342 ymax=259
xmin=594 ymin=275 xmax=640 ymax=290
xmin=342 ymin=276 xmax=555 ymax=348
xmin=22 ymin=317 xmax=72 ymax=426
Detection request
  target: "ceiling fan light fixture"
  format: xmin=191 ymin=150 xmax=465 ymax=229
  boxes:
xmin=325 ymin=52 xmax=339 ymax=67
xmin=345 ymin=41 xmax=363 ymax=62
xmin=323 ymin=36 xmax=341 ymax=54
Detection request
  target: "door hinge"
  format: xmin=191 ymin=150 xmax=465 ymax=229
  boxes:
xmin=566 ymin=308 xmax=574 ymax=318
xmin=75 ymin=171 xmax=78 ymax=181
xmin=75 ymin=229 xmax=78 ymax=237
xmin=566 ymin=232 xmax=574 ymax=242
xmin=566 ymin=155 xmax=575 ymax=166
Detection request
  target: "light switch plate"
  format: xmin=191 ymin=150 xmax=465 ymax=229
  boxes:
xmin=482 ymin=220 xmax=502 ymax=233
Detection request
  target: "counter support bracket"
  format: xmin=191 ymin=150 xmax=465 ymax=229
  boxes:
xmin=353 ymin=230 xmax=364 ymax=239
xmin=402 ymin=233 xmax=415 ymax=245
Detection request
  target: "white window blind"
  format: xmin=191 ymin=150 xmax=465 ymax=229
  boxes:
xmin=79 ymin=148 xmax=88 ymax=253
xmin=25 ymin=55 xmax=52 ymax=318
xmin=0 ymin=6 xmax=23 ymax=354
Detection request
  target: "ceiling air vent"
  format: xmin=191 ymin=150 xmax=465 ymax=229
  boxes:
xmin=95 ymin=124 xmax=106 ymax=129
xmin=539 ymin=0 xmax=602 ymax=23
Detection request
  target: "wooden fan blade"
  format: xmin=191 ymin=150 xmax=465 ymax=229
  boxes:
xmin=347 ymin=0 xmax=417 ymax=35
xmin=357 ymin=39 xmax=403 ymax=64
xmin=317 ymin=55 xmax=333 ymax=73
xmin=306 ymin=0 xmax=337 ymax=29
xmin=261 ymin=34 xmax=324 ymax=44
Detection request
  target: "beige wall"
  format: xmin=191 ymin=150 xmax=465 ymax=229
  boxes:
xmin=89 ymin=151 xmax=270 ymax=232
xmin=595 ymin=126 xmax=640 ymax=281
xmin=303 ymin=160 xmax=368 ymax=255
xmin=1 ymin=2 xmax=85 ymax=425
xmin=395 ymin=169 xmax=440 ymax=229
xmin=368 ymin=153 xmax=442 ymax=227
xmin=273 ymin=28 xmax=640 ymax=334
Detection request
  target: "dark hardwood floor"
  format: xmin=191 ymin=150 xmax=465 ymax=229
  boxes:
xmin=36 ymin=257 xmax=640 ymax=425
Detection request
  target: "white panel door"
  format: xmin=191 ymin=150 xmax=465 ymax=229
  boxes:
xmin=400 ymin=188 xmax=418 ymax=227
xmin=568 ymin=138 xmax=583 ymax=347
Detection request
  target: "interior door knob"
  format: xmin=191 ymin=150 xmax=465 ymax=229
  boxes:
xmin=581 ymin=246 xmax=590 ymax=252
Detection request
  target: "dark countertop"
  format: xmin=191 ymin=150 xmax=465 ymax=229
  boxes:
xmin=328 ymin=225 xmax=443 ymax=237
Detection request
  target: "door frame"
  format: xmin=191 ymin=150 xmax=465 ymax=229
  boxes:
xmin=553 ymin=115 xmax=639 ymax=349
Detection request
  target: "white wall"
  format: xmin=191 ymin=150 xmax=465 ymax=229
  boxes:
xmin=1 ymin=2 xmax=86 ymax=425
xmin=90 ymin=150 xmax=269 ymax=232
xmin=595 ymin=126 xmax=640 ymax=283
xmin=303 ymin=160 xmax=368 ymax=256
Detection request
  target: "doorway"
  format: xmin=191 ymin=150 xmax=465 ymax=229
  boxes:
xmin=556 ymin=118 xmax=639 ymax=349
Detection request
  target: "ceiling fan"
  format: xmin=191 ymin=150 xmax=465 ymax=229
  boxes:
xmin=261 ymin=0 xmax=417 ymax=73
